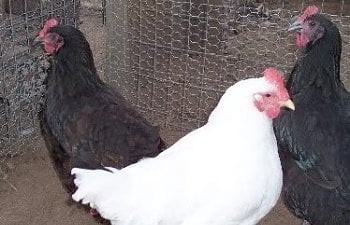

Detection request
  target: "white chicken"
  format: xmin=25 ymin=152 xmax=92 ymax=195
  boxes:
xmin=72 ymin=67 xmax=295 ymax=225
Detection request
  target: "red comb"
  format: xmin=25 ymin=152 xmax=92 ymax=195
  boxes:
xmin=263 ymin=67 xmax=289 ymax=99
xmin=299 ymin=5 xmax=319 ymax=22
xmin=263 ymin=67 xmax=284 ymax=86
xmin=39 ymin=18 xmax=59 ymax=38
xmin=44 ymin=18 xmax=59 ymax=28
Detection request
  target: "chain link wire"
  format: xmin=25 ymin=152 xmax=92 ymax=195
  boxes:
xmin=0 ymin=0 xmax=80 ymax=167
xmin=106 ymin=0 xmax=350 ymax=142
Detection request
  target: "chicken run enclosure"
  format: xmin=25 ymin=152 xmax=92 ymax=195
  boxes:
xmin=0 ymin=0 xmax=350 ymax=168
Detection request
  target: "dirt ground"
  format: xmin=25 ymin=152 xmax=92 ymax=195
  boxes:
xmin=0 ymin=140 xmax=300 ymax=225
xmin=0 ymin=6 xmax=303 ymax=225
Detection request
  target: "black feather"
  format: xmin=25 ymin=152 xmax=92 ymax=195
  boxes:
xmin=39 ymin=25 xmax=166 ymax=221
xmin=273 ymin=14 xmax=350 ymax=224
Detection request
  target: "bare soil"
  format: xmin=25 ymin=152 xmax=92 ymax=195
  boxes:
xmin=0 ymin=6 xmax=304 ymax=225
xmin=0 ymin=140 xmax=300 ymax=225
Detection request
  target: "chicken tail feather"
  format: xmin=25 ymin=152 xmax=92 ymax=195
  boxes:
xmin=71 ymin=168 xmax=116 ymax=209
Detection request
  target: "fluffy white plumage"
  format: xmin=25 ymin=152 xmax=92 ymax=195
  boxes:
xmin=72 ymin=73 xmax=286 ymax=225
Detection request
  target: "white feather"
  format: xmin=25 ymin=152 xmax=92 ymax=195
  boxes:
xmin=71 ymin=76 xmax=283 ymax=225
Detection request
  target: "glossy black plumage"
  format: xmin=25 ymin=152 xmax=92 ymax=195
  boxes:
xmin=39 ymin=25 xmax=166 ymax=195
xmin=273 ymin=14 xmax=350 ymax=224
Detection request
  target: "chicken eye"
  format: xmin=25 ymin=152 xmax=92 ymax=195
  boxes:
xmin=310 ymin=21 xmax=316 ymax=27
xmin=264 ymin=94 xmax=271 ymax=97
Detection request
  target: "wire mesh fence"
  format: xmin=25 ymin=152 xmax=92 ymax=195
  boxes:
xmin=0 ymin=0 xmax=80 ymax=165
xmin=0 ymin=0 xmax=349 ymax=166
xmin=105 ymin=0 xmax=350 ymax=141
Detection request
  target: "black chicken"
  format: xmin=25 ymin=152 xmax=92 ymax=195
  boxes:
xmin=273 ymin=5 xmax=350 ymax=225
xmin=35 ymin=18 xmax=166 ymax=199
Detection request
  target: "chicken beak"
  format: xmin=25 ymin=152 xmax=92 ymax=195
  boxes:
xmin=280 ymin=99 xmax=295 ymax=111
xmin=32 ymin=36 xmax=42 ymax=46
xmin=288 ymin=19 xmax=302 ymax=32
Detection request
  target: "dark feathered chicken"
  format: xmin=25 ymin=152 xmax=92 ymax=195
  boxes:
xmin=273 ymin=6 xmax=350 ymax=225
xmin=35 ymin=18 xmax=166 ymax=196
